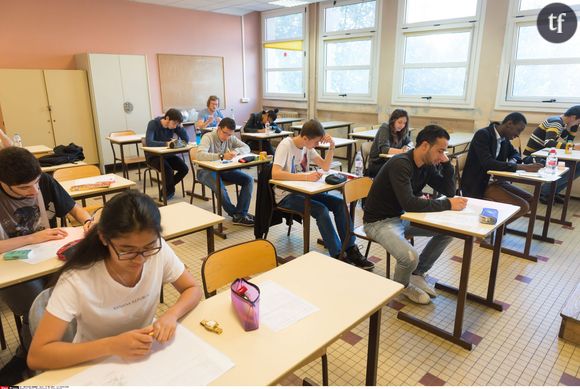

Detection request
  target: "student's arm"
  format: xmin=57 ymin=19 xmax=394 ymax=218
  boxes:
xmin=543 ymin=122 xmax=566 ymax=149
xmin=231 ymin=137 xmax=251 ymax=155
xmin=472 ymin=130 xmax=518 ymax=172
xmin=0 ymin=229 xmax=68 ymax=254
xmin=311 ymin=134 xmax=334 ymax=171
xmin=175 ymin=126 xmax=189 ymax=143
xmin=145 ymin=121 xmax=167 ymax=147
xmin=243 ymin=114 xmax=263 ymax=133
xmin=68 ymin=204 xmax=94 ymax=233
xmin=271 ymin=164 xmax=320 ymax=181
xmin=374 ymin=124 xmax=403 ymax=155
xmin=152 ymin=269 xmax=201 ymax=343
xmin=427 ymin=160 xmax=456 ymax=197
xmin=0 ymin=129 xmax=13 ymax=148
xmin=27 ymin=312 xmax=155 ymax=370
xmin=195 ymin=134 xmax=219 ymax=161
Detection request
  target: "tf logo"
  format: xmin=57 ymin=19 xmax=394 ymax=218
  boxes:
xmin=537 ymin=2 xmax=578 ymax=43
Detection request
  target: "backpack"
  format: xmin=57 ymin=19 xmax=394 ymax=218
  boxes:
xmin=38 ymin=143 xmax=85 ymax=167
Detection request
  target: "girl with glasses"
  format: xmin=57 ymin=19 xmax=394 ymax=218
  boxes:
xmin=27 ymin=190 xmax=202 ymax=370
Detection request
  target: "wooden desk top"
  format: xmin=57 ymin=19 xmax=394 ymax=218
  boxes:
xmin=274 ymin=117 xmax=303 ymax=125
xmin=141 ymin=144 xmax=196 ymax=155
xmin=200 ymin=125 xmax=242 ymax=134
xmin=21 ymin=252 xmax=403 ymax=386
xmin=25 ymin=145 xmax=53 ymax=155
xmin=159 ymin=202 xmax=224 ymax=240
xmin=60 ymin=174 xmax=136 ymax=199
xmin=448 ymin=132 xmax=474 ymax=147
xmin=195 ymin=156 xmax=270 ymax=172
xmin=401 ymin=197 xmax=519 ymax=239
xmin=532 ymin=148 xmax=580 ymax=162
xmin=350 ymin=129 xmax=378 ymax=140
xmin=241 ymin=130 xmax=293 ymax=139
xmin=316 ymin=137 xmax=357 ymax=149
xmin=41 ymin=161 xmax=87 ymax=173
xmin=488 ymin=167 xmax=568 ymax=183
xmin=105 ymin=134 xmax=145 ymax=144
xmin=291 ymin=121 xmax=354 ymax=131
xmin=270 ymin=172 xmax=348 ymax=195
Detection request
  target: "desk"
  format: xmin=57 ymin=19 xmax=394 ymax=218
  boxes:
xmin=199 ymin=125 xmax=242 ymax=134
xmin=241 ymin=130 xmax=293 ymax=152
xmin=447 ymin=132 xmax=474 ymax=156
xmin=41 ymin=161 xmax=87 ymax=174
xmin=291 ymin=121 xmax=354 ymax=135
xmin=60 ymin=174 xmax=136 ymax=202
xmin=274 ymin=117 xmax=303 ymax=130
xmin=142 ymin=144 xmax=196 ymax=205
xmin=21 ymin=252 xmax=403 ymax=386
xmin=105 ymin=134 xmax=145 ymax=179
xmin=316 ymin=137 xmax=357 ymax=172
xmin=350 ymin=129 xmax=378 ymax=141
xmin=532 ymin=148 xmax=580 ymax=227
xmin=399 ymin=198 xmax=519 ymax=350
xmin=25 ymin=145 xmax=53 ymax=157
xmin=269 ymin=175 xmax=346 ymax=254
xmin=195 ymin=157 xmax=270 ymax=238
xmin=486 ymin=168 xmax=567 ymax=261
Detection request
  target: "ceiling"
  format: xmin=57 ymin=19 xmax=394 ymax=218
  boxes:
xmin=130 ymin=0 xmax=319 ymax=16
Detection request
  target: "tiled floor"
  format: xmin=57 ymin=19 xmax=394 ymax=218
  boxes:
xmin=2 ymin=166 xmax=580 ymax=386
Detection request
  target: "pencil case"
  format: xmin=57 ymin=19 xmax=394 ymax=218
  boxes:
xmin=480 ymin=208 xmax=498 ymax=225
xmin=231 ymin=278 xmax=260 ymax=331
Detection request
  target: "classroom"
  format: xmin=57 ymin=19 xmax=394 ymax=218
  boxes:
xmin=0 ymin=0 xmax=579 ymax=386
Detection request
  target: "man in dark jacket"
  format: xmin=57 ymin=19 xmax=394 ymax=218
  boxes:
xmin=243 ymin=109 xmax=279 ymax=156
xmin=461 ymin=112 xmax=542 ymax=221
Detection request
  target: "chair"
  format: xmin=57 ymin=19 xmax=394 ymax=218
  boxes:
xmin=109 ymin=130 xmax=146 ymax=180
xmin=29 ymin=288 xmax=77 ymax=342
xmin=188 ymin=147 xmax=239 ymax=214
xmin=141 ymin=138 xmax=185 ymax=201
xmin=201 ymin=240 xmax=329 ymax=385
xmin=451 ymin=152 xmax=468 ymax=195
xmin=360 ymin=141 xmax=372 ymax=174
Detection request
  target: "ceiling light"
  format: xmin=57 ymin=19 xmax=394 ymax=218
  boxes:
xmin=268 ymin=0 xmax=310 ymax=7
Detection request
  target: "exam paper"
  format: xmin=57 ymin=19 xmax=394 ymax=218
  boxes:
xmin=259 ymin=280 xmax=319 ymax=332
xmin=422 ymin=203 xmax=481 ymax=227
xmin=73 ymin=175 xmax=116 ymax=186
xmin=59 ymin=324 xmax=234 ymax=386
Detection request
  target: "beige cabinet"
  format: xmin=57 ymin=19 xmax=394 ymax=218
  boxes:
xmin=75 ymin=53 xmax=152 ymax=170
xmin=0 ymin=69 xmax=99 ymax=164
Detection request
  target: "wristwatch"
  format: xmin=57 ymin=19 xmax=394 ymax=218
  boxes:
xmin=219 ymin=153 xmax=224 ymax=160
xmin=200 ymin=319 xmax=223 ymax=334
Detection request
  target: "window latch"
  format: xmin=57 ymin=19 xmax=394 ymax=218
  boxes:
xmin=421 ymin=96 xmax=432 ymax=100
xmin=339 ymin=94 xmax=347 ymax=97
xmin=542 ymin=99 xmax=556 ymax=103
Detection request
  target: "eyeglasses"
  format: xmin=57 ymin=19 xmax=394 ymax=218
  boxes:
xmin=219 ymin=128 xmax=234 ymax=137
xmin=107 ymin=236 xmax=162 ymax=260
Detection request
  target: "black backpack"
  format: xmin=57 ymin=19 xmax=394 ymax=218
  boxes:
xmin=38 ymin=143 xmax=85 ymax=167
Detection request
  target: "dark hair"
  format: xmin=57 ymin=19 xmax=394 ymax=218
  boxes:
xmin=262 ymin=108 xmax=279 ymax=122
xmin=164 ymin=108 xmax=183 ymax=123
xmin=58 ymin=190 xmax=162 ymax=275
xmin=388 ymin=109 xmax=410 ymax=143
xmin=300 ymin=119 xmax=325 ymax=139
xmin=415 ymin=125 xmax=450 ymax=147
xmin=207 ymin=95 xmax=220 ymax=107
xmin=0 ymin=147 xmax=42 ymax=185
xmin=219 ymin=117 xmax=236 ymax=131
xmin=564 ymin=105 xmax=580 ymax=118
xmin=502 ymin=112 xmax=527 ymax=125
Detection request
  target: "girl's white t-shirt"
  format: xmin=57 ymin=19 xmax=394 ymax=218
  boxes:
xmin=47 ymin=239 xmax=185 ymax=343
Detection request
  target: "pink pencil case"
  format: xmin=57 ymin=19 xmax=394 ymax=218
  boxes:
xmin=231 ymin=278 xmax=260 ymax=331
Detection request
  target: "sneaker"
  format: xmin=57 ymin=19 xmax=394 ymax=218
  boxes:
xmin=0 ymin=355 xmax=27 ymax=385
xmin=166 ymin=192 xmax=175 ymax=201
xmin=410 ymin=274 xmax=437 ymax=297
xmin=346 ymin=246 xmax=375 ymax=270
xmin=232 ymin=214 xmax=254 ymax=226
xmin=539 ymin=194 xmax=564 ymax=205
xmin=401 ymin=284 xmax=431 ymax=305
xmin=246 ymin=213 xmax=255 ymax=221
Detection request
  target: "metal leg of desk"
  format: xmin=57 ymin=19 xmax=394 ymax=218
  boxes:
xmin=366 ymin=309 xmax=381 ymax=386
xmin=214 ymin=172 xmax=227 ymax=239
xmin=347 ymin=144 xmax=353 ymax=172
xmin=120 ymin=144 xmax=128 ymax=179
xmin=541 ymin=181 xmax=557 ymax=239
xmin=560 ymin=161 xmax=577 ymax=225
xmin=160 ymin=155 xmax=168 ymax=206
xmin=206 ymin=226 xmax=215 ymax=254
xmin=303 ymin=197 xmax=311 ymax=254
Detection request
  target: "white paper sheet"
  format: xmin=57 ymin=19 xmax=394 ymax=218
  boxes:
xmin=422 ymin=203 xmax=481 ymax=228
xmin=2 ymin=227 xmax=85 ymax=264
xmin=259 ymin=280 xmax=319 ymax=332
xmin=59 ymin=324 xmax=234 ymax=386
xmin=73 ymin=175 xmax=116 ymax=186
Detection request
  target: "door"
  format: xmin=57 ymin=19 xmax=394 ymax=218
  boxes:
xmin=119 ymin=55 xmax=152 ymax=133
xmin=44 ymin=70 xmax=99 ymax=164
xmin=0 ymin=69 xmax=55 ymax=147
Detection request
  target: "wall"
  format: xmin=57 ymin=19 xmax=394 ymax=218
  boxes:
xmin=0 ymin=0 xmax=261 ymax=122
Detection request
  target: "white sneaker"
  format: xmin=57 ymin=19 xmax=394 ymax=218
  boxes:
xmin=410 ymin=274 xmax=437 ymax=297
xmin=401 ymin=284 xmax=431 ymax=305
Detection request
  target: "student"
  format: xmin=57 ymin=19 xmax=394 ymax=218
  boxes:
xmin=523 ymin=105 xmax=580 ymax=204
xmin=0 ymin=128 xmax=13 ymax=149
xmin=145 ymin=108 xmax=189 ymax=200
xmin=196 ymin=118 xmax=254 ymax=226
xmin=27 ymin=190 xmax=201 ymax=370
xmin=272 ymin=119 xmax=373 ymax=269
xmin=461 ymin=113 xmax=542 ymax=221
xmin=367 ymin=109 xmax=413 ymax=178
xmin=0 ymin=147 xmax=93 ymax=383
xmin=364 ymin=125 xmax=467 ymax=304
xmin=196 ymin=95 xmax=224 ymax=129
xmin=243 ymin=109 xmax=280 ymax=156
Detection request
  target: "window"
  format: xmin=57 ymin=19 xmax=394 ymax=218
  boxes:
xmin=262 ymin=8 xmax=307 ymax=100
xmin=496 ymin=0 xmax=580 ymax=110
xmin=392 ymin=0 xmax=485 ymax=107
xmin=318 ymin=0 xmax=380 ymax=103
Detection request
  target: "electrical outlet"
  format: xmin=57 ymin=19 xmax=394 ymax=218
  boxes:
xmin=240 ymin=97 xmax=250 ymax=103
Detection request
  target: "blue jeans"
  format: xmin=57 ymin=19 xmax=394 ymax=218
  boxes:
xmin=197 ymin=168 xmax=253 ymax=217
xmin=541 ymin=162 xmax=580 ymax=197
xmin=364 ymin=218 xmax=453 ymax=286
xmin=277 ymin=192 xmax=355 ymax=257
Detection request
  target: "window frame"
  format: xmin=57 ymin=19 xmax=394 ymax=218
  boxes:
xmin=391 ymin=0 xmax=486 ymax=108
xmin=317 ymin=0 xmax=381 ymax=104
xmin=261 ymin=6 xmax=308 ymax=101
xmin=495 ymin=0 xmax=580 ymax=112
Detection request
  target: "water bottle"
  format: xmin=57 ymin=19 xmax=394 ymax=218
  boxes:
xmin=545 ymin=148 xmax=558 ymax=174
xmin=12 ymin=134 xmax=22 ymax=147
xmin=354 ymin=151 xmax=364 ymax=176
xmin=230 ymin=108 xmax=235 ymax=120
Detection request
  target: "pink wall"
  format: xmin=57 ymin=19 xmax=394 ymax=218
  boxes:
xmin=0 ymin=0 xmax=261 ymax=121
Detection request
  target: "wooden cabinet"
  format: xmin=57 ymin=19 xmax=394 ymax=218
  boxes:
xmin=75 ymin=53 xmax=152 ymax=170
xmin=0 ymin=69 xmax=98 ymax=164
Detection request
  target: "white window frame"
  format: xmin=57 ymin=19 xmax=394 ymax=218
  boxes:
xmin=495 ymin=0 xmax=580 ymax=112
xmin=391 ymin=0 xmax=486 ymax=108
xmin=262 ymin=6 xmax=308 ymax=101
xmin=317 ymin=0 xmax=381 ymax=104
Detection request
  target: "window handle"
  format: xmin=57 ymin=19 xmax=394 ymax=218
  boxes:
xmin=542 ymin=99 xmax=556 ymax=103
xmin=339 ymin=94 xmax=347 ymax=97
xmin=421 ymin=96 xmax=432 ymax=100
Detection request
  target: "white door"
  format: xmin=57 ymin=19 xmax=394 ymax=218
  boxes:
xmin=119 ymin=55 xmax=152 ymax=133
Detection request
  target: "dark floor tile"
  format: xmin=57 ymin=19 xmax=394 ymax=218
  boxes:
xmin=368 ymin=255 xmax=381 ymax=264
xmin=387 ymin=300 xmax=406 ymax=311
xmin=562 ymin=225 xmax=575 ymax=230
xmin=340 ymin=330 xmax=363 ymax=346
xmin=171 ymin=239 xmax=185 ymax=246
xmin=554 ymin=239 xmax=563 ymax=245
xmin=496 ymin=300 xmax=511 ymax=311
xmin=537 ymin=255 xmax=550 ymax=262
xmin=450 ymin=255 xmax=462 ymax=263
xmin=560 ymin=372 xmax=580 ymax=386
xmin=515 ymin=275 xmax=533 ymax=284
xmin=462 ymin=330 xmax=483 ymax=346
xmin=278 ymin=372 xmax=303 ymax=386
xmin=278 ymin=255 xmax=296 ymax=264
xmin=419 ymin=372 xmax=446 ymax=386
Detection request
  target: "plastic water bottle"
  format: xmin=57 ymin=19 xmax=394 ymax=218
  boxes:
xmin=545 ymin=148 xmax=558 ymax=174
xmin=354 ymin=151 xmax=364 ymax=176
xmin=230 ymin=108 xmax=235 ymax=120
xmin=12 ymin=134 xmax=22 ymax=147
